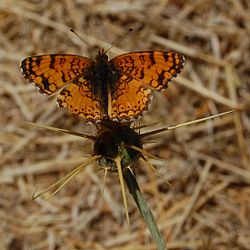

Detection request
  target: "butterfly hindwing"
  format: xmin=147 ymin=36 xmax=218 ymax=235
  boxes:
xmin=57 ymin=77 xmax=102 ymax=122
xmin=110 ymin=75 xmax=151 ymax=121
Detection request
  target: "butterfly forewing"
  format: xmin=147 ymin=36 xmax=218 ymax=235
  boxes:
xmin=111 ymin=51 xmax=185 ymax=91
xmin=20 ymin=54 xmax=91 ymax=95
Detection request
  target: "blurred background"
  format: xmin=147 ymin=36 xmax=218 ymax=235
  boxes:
xmin=0 ymin=0 xmax=249 ymax=249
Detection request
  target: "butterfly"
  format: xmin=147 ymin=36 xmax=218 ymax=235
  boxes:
xmin=20 ymin=49 xmax=185 ymax=123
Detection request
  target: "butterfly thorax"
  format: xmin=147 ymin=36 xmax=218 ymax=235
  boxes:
xmin=84 ymin=50 xmax=122 ymax=119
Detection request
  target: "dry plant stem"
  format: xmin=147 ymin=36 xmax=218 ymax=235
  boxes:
xmin=25 ymin=122 xmax=96 ymax=141
xmin=115 ymin=157 xmax=130 ymax=230
xmin=0 ymin=1 xmax=124 ymax=56
xmin=0 ymin=102 xmax=59 ymax=167
xmin=2 ymin=83 xmax=33 ymax=120
xmin=130 ymin=145 xmax=161 ymax=160
xmin=176 ymin=77 xmax=242 ymax=109
xmin=123 ymin=167 xmax=167 ymax=250
xmin=140 ymin=110 xmax=235 ymax=138
xmin=232 ymin=111 xmax=249 ymax=168
xmin=171 ymin=160 xmax=212 ymax=240
xmin=33 ymin=155 xmax=100 ymax=199
xmin=194 ymin=152 xmax=250 ymax=184
xmin=225 ymin=65 xmax=249 ymax=167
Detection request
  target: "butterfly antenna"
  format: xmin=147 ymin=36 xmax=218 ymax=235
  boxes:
xmin=105 ymin=27 xmax=134 ymax=54
xmin=70 ymin=28 xmax=93 ymax=49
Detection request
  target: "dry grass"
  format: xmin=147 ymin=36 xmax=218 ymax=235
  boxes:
xmin=0 ymin=0 xmax=250 ymax=249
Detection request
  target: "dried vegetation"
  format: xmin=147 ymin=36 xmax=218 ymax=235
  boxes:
xmin=0 ymin=0 xmax=249 ymax=249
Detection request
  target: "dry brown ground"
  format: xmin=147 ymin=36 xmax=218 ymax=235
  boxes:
xmin=0 ymin=0 xmax=250 ymax=249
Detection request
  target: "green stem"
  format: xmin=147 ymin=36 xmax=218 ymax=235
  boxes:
xmin=123 ymin=168 xmax=167 ymax=250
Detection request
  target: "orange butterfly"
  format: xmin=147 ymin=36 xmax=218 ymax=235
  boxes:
xmin=20 ymin=49 xmax=185 ymax=122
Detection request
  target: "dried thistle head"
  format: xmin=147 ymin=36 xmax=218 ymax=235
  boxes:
xmin=29 ymin=110 xmax=234 ymax=201
xmin=94 ymin=121 xmax=142 ymax=172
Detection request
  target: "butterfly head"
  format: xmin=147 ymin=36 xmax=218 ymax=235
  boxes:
xmin=94 ymin=47 xmax=109 ymax=62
